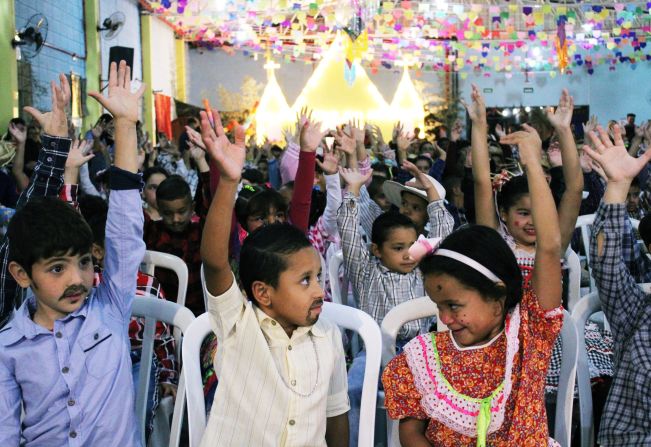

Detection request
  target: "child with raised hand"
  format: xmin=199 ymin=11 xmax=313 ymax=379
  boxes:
xmin=337 ymin=160 xmax=453 ymax=446
xmin=0 ymin=74 xmax=74 ymax=328
xmin=0 ymin=60 xmax=146 ymax=446
xmin=464 ymin=85 xmax=582 ymax=279
xmin=199 ymin=108 xmax=349 ymax=447
xmin=383 ymin=123 xmax=564 ymax=446
xmin=582 ymin=124 xmax=651 ymax=446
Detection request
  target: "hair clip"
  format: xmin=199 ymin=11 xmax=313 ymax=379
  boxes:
xmin=408 ymin=235 xmax=442 ymax=263
xmin=243 ymin=184 xmax=256 ymax=192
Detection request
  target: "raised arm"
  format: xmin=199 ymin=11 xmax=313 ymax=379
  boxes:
xmin=501 ymin=124 xmax=562 ymax=310
xmin=584 ymin=124 xmax=651 ymax=337
xmin=0 ymin=74 xmax=72 ymax=328
xmin=200 ymin=109 xmax=246 ymax=296
xmin=316 ymin=145 xmax=342 ymax=238
xmin=546 ymin=89 xmax=583 ymax=252
xmin=462 ymin=84 xmax=498 ymax=229
xmin=8 ymin=124 xmax=28 ymax=191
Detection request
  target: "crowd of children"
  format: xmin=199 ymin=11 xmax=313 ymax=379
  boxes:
xmin=0 ymin=61 xmax=649 ymax=447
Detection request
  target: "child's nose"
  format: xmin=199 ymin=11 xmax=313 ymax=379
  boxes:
xmin=438 ymin=310 xmax=455 ymax=326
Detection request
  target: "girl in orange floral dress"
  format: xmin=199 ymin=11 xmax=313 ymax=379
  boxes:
xmin=382 ymin=124 xmax=563 ymax=446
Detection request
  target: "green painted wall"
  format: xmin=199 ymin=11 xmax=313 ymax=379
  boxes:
xmin=0 ymin=1 xmax=19 ymax=134
xmin=83 ymin=0 xmax=101 ymax=131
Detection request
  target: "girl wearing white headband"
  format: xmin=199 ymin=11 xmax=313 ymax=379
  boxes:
xmin=382 ymin=114 xmax=563 ymax=446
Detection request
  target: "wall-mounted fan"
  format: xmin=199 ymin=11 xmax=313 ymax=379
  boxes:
xmin=11 ymin=13 xmax=48 ymax=59
xmin=98 ymin=11 xmax=126 ymax=40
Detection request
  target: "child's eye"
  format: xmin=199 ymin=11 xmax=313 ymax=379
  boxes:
xmin=449 ymin=304 xmax=460 ymax=311
xmin=300 ymin=277 xmax=310 ymax=286
xmin=50 ymin=265 xmax=64 ymax=274
xmin=80 ymin=257 xmax=93 ymax=268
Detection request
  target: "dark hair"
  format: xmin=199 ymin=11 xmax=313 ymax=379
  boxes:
xmin=367 ymin=175 xmax=386 ymax=201
xmin=420 ymin=225 xmax=522 ymax=313
xmin=235 ymin=187 xmax=287 ymax=229
xmin=4 ymin=118 xmax=26 ymax=141
xmin=156 ymin=175 xmax=192 ymax=203
xmin=78 ymin=196 xmax=109 ymax=247
xmin=309 ymin=189 xmax=326 ymax=228
xmin=497 ymin=175 xmax=529 ymax=212
xmin=7 ymin=197 xmax=93 ymax=276
xmin=95 ymin=113 xmax=113 ymax=127
xmin=415 ymin=155 xmax=433 ymax=169
xmin=639 ymin=214 xmax=651 ymax=248
xmin=242 ymin=168 xmax=265 ymax=185
xmin=371 ymin=211 xmax=418 ymax=246
xmin=143 ymin=166 xmax=169 ymax=183
xmin=239 ymin=223 xmax=312 ymax=300
xmin=627 ymin=113 xmax=636 ymax=118
xmin=371 ymin=162 xmax=391 ymax=177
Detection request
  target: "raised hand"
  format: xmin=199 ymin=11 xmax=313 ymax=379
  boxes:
xmin=200 ymin=108 xmax=245 ymax=182
xmin=299 ymin=116 xmax=327 ymax=153
xmin=8 ymin=123 xmax=26 ymax=145
xmin=88 ymin=61 xmax=145 ymax=123
xmin=583 ymin=124 xmax=651 ymax=184
xmin=372 ymin=124 xmax=385 ymax=146
xmin=546 ymin=89 xmax=574 ymax=129
xmin=500 ymin=123 xmax=543 ymax=167
xmin=65 ymin=139 xmax=94 ymax=169
xmin=396 ymin=130 xmax=414 ymax=152
xmin=185 ymin=125 xmax=206 ymax=150
xmin=349 ymin=119 xmax=365 ymax=144
xmin=316 ymin=145 xmax=340 ymax=175
xmin=334 ymin=126 xmax=355 ymax=155
xmin=460 ymin=84 xmax=486 ymax=124
xmin=403 ymin=160 xmax=442 ymax=201
xmin=338 ymin=166 xmax=372 ymax=192
xmin=547 ymin=142 xmax=563 ymax=168
xmin=494 ymin=123 xmax=506 ymax=139
xmin=24 ymin=73 xmax=70 ymax=137
xmin=282 ymin=125 xmax=297 ymax=147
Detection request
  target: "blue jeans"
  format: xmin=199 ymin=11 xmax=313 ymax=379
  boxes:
xmin=348 ymin=340 xmax=407 ymax=447
xmin=131 ymin=350 xmax=158 ymax=441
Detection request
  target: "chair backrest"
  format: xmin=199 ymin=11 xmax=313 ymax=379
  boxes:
xmin=182 ymin=303 xmax=382 ymax=447
xmin=327 ymin=250 xmax=345 ymax=305
xmin=131 ymin=296 xmax=196 ymax=447
xmin=379 ymin=296 xmax=446 ymax=446
xmin=564 ymin=247 xmax=582 ymax=311
xmin=555 ymin=311 xmax=579 ymax=447
xmin=321 ymin=302 xmax=382 ymax=447
xmin=181 ymin=313 xmax=212 ymax=447
xmin=141 ymin=250 xmax=189 ymax=307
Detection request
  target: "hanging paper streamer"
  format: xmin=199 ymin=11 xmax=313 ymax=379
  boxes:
xmin=344 ymin=62 xmax=356 ymax=86
xmin=555 ymin=16 xmax=568 ymax=73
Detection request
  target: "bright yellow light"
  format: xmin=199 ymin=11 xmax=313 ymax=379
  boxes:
xmin=390 ymin=67 xmax=425 ymax=136
xmin=255 ymin=61 xmax=291 ymax=144
xmin=290 ymin=33 xmax=394 ymax=139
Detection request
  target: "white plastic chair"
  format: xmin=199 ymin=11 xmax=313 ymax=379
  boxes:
xmin=379 ymin=297 xmax=446 ymax=446
xmin=182 ymin=303 xmax=382 ymax=447
xmin=564 ymin=247 xmax=582 ymax=311
xmin=141 ymin=250 xmax=189 ymax=307
xmin=571 ymin=283 xmax=650 ymax=447
xmin=555 ymin=311 xmax=579 ymax=447
xmin=327 ymin=250 xmax=346 ymax=305
xmin=131 ymin=296 xmax=196 ymax=447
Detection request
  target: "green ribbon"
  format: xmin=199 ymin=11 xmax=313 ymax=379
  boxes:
xmin=476 ymin=397 xmax=492 ymax=447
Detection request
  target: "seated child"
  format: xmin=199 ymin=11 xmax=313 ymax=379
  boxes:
xmin=382 ymin=123 xmax=564 ymax=445
xmin=142 ymin=166 xmax=169 ymax=221
xmin=199 ymin=109 xmax=349 ymax=446
xmin=0 ymin=61 xmax=146 ymax=446
xmin=583 ymin=123 xmax=651 ymax=445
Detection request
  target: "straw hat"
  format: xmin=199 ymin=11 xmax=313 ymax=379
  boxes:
xmin=0 ymin=141 xmax=16 ymax=168
xmin=382 ymin=173 xmax=446 ymax=207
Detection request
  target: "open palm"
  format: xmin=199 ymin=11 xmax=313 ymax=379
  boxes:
xmin=334 ymin=126 xmax=355 ymax=154
xmin=300 ymin=119 xmax=327 ymax=152
xmin=583 ymin=124 xmax=651 ymax=183
xmin=89 ymin=61 xmax=145 ymax=123
xmin=546 ymin=89 xmax=574 ymax=129
xmin=24 ymin=73 xmax=70 ymax=137
xmin=200 ymin=109 xmax=245 ymax=182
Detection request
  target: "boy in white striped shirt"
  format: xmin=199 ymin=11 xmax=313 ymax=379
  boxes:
xmin=199 ymin=111 xmax=349 ymax=447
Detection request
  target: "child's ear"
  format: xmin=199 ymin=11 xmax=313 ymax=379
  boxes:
xmin=8 ymin=261 xmax=32 ymax=289
xmin=251 ymin=280 xmax=272 ymax=307
xmin=370 ymin=243 xmax=382 ymax=259
xmin=91 ymin=244 xmax=105 ymax=263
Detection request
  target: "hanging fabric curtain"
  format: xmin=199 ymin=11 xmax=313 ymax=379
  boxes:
xmin=154 ymin=93 xmax=173 ymax=140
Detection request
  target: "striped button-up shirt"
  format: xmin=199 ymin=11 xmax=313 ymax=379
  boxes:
xmin=337 ymin=193 xmax=454 ymax=340
xmin=590 ymin=202 xmax=651 ymax=446
xmin=201 ymin=273 xmax=349 ymax=447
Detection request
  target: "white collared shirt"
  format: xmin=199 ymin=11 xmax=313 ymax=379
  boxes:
xmin=200 ymin=273 xmax=349 ymax=447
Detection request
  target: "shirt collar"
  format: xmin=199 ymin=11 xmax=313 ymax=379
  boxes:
xmin=253 ymin=304 xmax=327 ymax=338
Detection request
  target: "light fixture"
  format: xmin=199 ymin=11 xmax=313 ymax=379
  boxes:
xmin=501 ymin=109 xmax=511 ymax=117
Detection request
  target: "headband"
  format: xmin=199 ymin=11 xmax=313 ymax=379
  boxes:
xmin=408 ymin=235 xmax=502 ymax=283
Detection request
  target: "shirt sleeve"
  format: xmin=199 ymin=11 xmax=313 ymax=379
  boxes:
xmin=204 ymin=271 xmax=247 ymax=341
xmin=280 ymin=142 xmax=300 ymax=185
xmin=426 ymin=200 xmax=455 ymax=239
xmin=0 ymin=363 xmax=20 ymax=444
xmin=326 ymin=326 xmax=350 ymax=417
xmin=321 ymin=173 xmax=343 ymax=241
xmin=589 ymin=202 xmax=647 ymax=342
xmin=289 ymin=150 xmax=315 ymax=234
xmin=94 ymin=170 xmax=146 ymax=322
xmin=0 ymin=135 xmax=70 ymax=328
xmin=79 ymin=162 xmax=101 ymax=197
xmin=336 ymin=194 xmax=372 ymax=304
xmin=358 ymin=185 xmax=382 ymax=239
xmin=382 ymin=353 xmax=429 ymax=420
